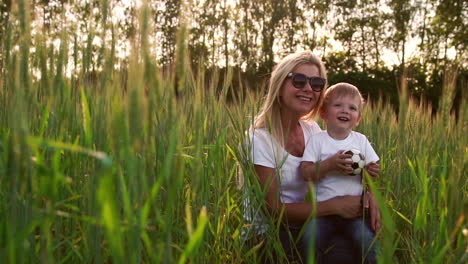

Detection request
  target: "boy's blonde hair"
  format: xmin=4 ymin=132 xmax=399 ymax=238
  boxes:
xmin=252 ymin=51 xmax=327 ymax=146
xmin=321 ymin=82 xmax=364 ymax=113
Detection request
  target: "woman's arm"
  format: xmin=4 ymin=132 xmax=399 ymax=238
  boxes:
xmin=364 ymin=162 xmax=381 ymax=232
xmin=300 ymin=151 xmax=353 ymax=182
xmin=363 ymin=191 xmax=381 ymax=232
xmin=255 ymin=165 xmax=362 ymax=224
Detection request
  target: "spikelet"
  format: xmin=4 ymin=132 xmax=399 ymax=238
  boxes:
xmin=439 ymin=64 xmax=458 ymax=131
xmin=174 ymin=23 xmax=188 ymax=99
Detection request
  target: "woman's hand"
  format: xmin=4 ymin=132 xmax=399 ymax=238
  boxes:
xmin=365 ymin=162 xmax=380 ymax=179
xmin=365 ymin=191 xmax=381 ymax=232
xmin=330 ymin=195 xmax=362 ymax=219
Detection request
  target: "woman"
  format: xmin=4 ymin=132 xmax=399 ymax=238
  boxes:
xmin=245 ymin=51 xmax=380 ymax=263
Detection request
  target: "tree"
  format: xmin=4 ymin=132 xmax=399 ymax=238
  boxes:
xmin=332 ymin=0 xmax=359 ymax=71
xmin=357 ymin=0 xmax=390 ymax=70
xmin=155 ymin=0 xmax=181 ymax=66
xmin=388 ymin=0 xmax=415 ymax=70
xmin=302 ymin=0 xmax=332 ymax=54
xmin=332 ymin=0 xmax=390 ymax=72
xmin=258 ymin=0 xmax=287 ymax=73
xmin=432 ymin=0 xmax=467 ymax=63
xmin=281 ymin=0 xmax=303 ymax=53
xmin=221 ymin=0 xmax=231 ymax=69
xmin=187 ymin=0 xmax=211 ymax=67
xmin=233 ymin=0 xmax=261 ymax=71
xmin=415 ymin=0 xmax=434 ymax=72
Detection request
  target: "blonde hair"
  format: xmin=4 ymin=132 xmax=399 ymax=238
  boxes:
xmin=252 ymin=51 xmax=327 ymax=146
xmin=321 ymin=82 xmax=365 ymax=113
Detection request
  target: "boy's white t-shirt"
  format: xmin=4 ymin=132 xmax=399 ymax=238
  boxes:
xmin=302 ymin=131 xmax=379 ymax=202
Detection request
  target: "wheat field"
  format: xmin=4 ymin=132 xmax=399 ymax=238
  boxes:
xmin=0 ymin=2 xmax=466 ymax=263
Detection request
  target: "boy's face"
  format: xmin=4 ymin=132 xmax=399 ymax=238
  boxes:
xmin=321 ymin=95 xmax=362 ymax=135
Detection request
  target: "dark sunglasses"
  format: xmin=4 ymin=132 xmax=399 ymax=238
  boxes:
xmin=287 ymin=72 xmax=326 ymax=92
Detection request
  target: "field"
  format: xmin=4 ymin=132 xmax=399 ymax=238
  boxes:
xmin=1 ymin=3 xmax=467 ymax=264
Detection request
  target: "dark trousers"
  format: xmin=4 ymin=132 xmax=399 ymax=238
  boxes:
xmin=244 ymin=225 xmax=304 ymax=263
xmin=303 ymin=216 xmax=378 ymax=264
xmin=245 ymin=223 xmax=360 ymax=264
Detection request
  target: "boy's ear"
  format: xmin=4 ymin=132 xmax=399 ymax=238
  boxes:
xmin=356 ymin=114 xmax=362 ymax=126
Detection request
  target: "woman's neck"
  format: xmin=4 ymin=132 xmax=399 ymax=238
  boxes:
xmin=280 ymin=112 xmax=301 ymax=135
xmin=280 ymin=111 xmax=305 ymax=157
xmin=280 ymin=110 xmax=302 ymax=142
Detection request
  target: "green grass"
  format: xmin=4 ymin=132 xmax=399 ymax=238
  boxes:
xmin=0 ymin=2 xmax=466 ymax=263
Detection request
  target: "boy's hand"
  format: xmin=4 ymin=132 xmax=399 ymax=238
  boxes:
xmin=330 ymin=150 xmax=353 ymax=175
xmin=365 ymin=162 xmax=380 ymax=178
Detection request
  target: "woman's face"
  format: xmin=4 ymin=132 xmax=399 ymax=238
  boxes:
xmin=280 ymin=64 xmax=322 ymax=116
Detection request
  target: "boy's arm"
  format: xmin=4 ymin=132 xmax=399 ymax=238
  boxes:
xmin=300 ymin=161 xmax=321 ymax=183
xmin=300 ymin=159 xmax=334 ymax=182
xmin=301 ymin=150 xmax=353 ymax=182
xmin=301 ymin=136 xmax=322 ymax=182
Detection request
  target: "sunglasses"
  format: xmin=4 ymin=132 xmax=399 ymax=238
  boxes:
xmin=287 ymin=72 xmax=326 ymax=92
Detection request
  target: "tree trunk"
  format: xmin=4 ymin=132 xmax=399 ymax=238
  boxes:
xmin=360 ymin=22 xmax=366 ymax=70
xmin=372 ymin=28 xmax=380 ymax=68
xmin=242 ymin=1 xmax=250 ymax=67
xmin=310 ymin=8 xmax=317 ymax=51
xmin=223 ymin=0 xmax=228 ymax=70
xmin=420 ymin=1 xmax=428 ymax=72
xmin=0 ymin=0 xmax=12 ymax=82
xmin=401 ymin=39 xmax=406 ymax=70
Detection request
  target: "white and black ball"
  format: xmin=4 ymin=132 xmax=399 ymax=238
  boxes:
xmin=344 ymin=149 xmax=365 ymax=176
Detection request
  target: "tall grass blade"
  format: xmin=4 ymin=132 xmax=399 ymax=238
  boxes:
xmin=178 ymin=206 xmax=208 ymax=264
xmin=80 ymin=88 xmax=93 ymax=147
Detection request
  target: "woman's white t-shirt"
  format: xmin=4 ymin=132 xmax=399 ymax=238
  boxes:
xmin=249 ymin=120 xmax=322 ymax=202
xmin=244 ymin=119 xmax=322 ymax=236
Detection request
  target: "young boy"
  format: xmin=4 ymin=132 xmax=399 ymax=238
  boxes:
xmin=301 ymin=82 xmax=379 ymax=263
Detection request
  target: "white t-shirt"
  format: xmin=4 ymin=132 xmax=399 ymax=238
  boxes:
xmin=302 ymin=131 xmax=379 ymax=202
xmin=249 ymin=120 xmax=322 ymax=202
xmin=243 ymin=120 xmax=322 ymax=236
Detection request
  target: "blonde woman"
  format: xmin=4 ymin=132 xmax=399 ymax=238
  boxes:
xmin=246 ymin=51 xmax=380 ymax=263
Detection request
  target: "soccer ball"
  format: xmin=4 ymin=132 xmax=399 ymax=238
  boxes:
xmin=344 ymin=149 xmax=365 ymax=176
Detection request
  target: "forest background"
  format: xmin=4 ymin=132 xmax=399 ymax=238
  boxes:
xmin=0 ymin=0 xmax=466 ymax=111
